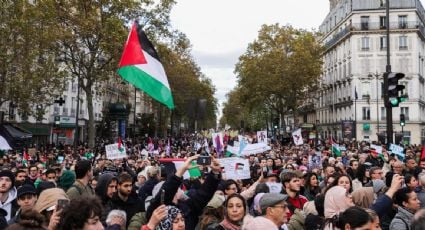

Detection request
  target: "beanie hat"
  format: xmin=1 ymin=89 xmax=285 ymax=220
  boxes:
xmin=372 ymin=179 xmax=386 ymax=194
xmin=0 ymin=170 xmax=15 ymax=187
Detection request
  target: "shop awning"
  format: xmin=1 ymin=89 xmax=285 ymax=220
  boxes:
xmin=18 ymin=123 xmax=50 ymax=136
xmin=2 ymin=124 xmax=32 ymax=139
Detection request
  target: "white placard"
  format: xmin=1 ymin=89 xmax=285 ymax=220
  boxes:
xmin=257 ymin=130 xmax=268 ymax=144
xmin=218 ymin=157 xmax=250 ymax=180
xmin=105 ymin=143 xmax=127 ymax=160
xmin=390 ymin=144 xmax=404 ymax=159
xmin=292 ymin=128 xmax=303 ymax=145
xmin=226 ymin=143 xmax=271 ymax=156
xmin=371 ymin=144 xmax=383 ymax=154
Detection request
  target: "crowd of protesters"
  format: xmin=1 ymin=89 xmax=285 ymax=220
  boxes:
xmin=1 ymin=132 xmax=425 ymax=229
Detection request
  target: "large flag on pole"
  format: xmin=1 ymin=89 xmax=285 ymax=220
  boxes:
xmin=117 ymin=22 xmax=174 ymax=109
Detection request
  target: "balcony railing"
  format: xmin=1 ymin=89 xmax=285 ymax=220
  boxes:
xmin=324 ymin=21 xmax=425 ymax=49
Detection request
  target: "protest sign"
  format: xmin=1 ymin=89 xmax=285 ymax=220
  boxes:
xmin=389 ymin=144 xmax=404 ymax=160
xmin=218 ymin=157 xmax=250 ymax=180
xmin=257 ymin=130 xmax=267 ymax=144
xmin=226 ymin=143 xmax=270 ymax=156
xmin=105 ymin=143 xmax=127 ymax=160
xmin=371 ymin=144 xmax=383 ymax=154
xmin=292 ymin=129 xmax=303 ymax=145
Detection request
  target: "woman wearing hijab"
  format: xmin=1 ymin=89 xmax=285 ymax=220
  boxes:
xmin=352 ymin=187 xmax=375 ymax=209
xmin=323 ymin=186 xmax=354 ymax=229
xmin=142 ymin=205 xmax=185 ymax=230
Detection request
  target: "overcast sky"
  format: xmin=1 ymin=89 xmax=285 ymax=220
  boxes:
xmin=168 ymin=1 xmax=345 ymax=118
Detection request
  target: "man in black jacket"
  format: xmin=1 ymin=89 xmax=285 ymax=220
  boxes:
xmin=106 ymin=172 xmax=144 ymax=228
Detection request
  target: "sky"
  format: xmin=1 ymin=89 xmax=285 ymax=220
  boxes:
xmin=169 ymin=0 xmax=330 ymax=118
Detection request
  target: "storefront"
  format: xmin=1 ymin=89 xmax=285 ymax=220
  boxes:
xmin=52 ymin=116 xmax=76 ymax=145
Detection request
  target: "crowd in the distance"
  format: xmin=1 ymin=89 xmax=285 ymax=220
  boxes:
xmin=0 ymin=134 xmax=425 ymax=230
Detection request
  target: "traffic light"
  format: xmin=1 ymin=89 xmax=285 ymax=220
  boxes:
xmin=386 ymin=72 xmax=406 ymax=107
xmin=273 ymin=117 xmax=279 ymax=129
xmin=400 ymin=114 xmax=405 ymax=126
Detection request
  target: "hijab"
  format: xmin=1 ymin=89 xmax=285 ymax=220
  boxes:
xmin=324 ymin=186 xmax=354 ymax=219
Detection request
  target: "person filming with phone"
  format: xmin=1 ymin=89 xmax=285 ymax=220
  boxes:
xmin=145 ymin=154 xmax=222 ymax=230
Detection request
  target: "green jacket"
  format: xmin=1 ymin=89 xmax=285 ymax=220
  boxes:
xmin=66 ymin=180 xmax=94 ymax=200
xmin=127 ymin=212 xmax=147 ymax=230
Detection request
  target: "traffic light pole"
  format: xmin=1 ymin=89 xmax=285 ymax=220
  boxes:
xmin=385 ymin=0 xmax=393 ymax=145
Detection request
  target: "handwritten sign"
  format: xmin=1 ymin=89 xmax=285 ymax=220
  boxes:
xmin=105 ymin=143 xmax=127 ymax=160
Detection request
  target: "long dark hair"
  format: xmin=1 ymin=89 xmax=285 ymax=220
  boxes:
xmin=304 ymin=172 xmax=320 ymax=197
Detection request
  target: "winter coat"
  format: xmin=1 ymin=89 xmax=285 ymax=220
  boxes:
xmin=106 ymin=192 xmax=144 ymax=228
xmin=389 ymin=207 xmax=413 ymax=230
xmin=66 ymin=180 xmax=94 ymax=200
xmin=127 ymin=212 xmax=147 ymax=230
xmin=0 ymin=187 xmax=18 ymax=221
xmin=287 ymin=209 xmax=305 ymax=230
xmin=138 ymin=178 xmax=159 ymax=210
xmin=146 ymin=172 xmax=221 ymax=230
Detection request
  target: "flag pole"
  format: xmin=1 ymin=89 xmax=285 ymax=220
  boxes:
xmin=133 ymin=86 xmax=137 ymax=143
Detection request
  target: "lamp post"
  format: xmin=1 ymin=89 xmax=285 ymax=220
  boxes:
xmin=375 ymin=72 xmax=380 ymax=137
xmin=74 ymin=76 xmax=80 ymax=150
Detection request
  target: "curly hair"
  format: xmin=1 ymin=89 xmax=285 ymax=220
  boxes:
xmin=58 ymin=196 xmax=103 ymax=230
xmin=6 ymin=209 xmax=46 ymax=230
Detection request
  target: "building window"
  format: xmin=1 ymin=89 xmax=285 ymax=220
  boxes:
xmin=361 ymin=16 xmax=369 ymax=30
xmin=398 ymin=15 xmax=407 ymax=29
xmin=362 ymin=107 xmax=371 ymax=120
xmin=401 ymin=107 xmax=409 ymax=120
xmin=380 ymin=16 xmax=386 ymax=29
xmin=399 ymin=36 xmax=408 ymax=50
xmin=71 ymin=81 xmax=77 ymax=93
xmin=380 ymin=36 xmax=387 ymax=50
xmin=380 ymin=107 xmax=386 ymax=120
xmin=361 ymin=37 xmax=370 ymax=50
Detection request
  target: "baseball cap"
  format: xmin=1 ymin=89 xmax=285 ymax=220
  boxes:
xmin=17 ymin=184 xmax=37 ymax=198
xmin=259 ymin=193 xmax=288 ymax=212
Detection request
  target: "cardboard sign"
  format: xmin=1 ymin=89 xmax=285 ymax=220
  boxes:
xmin=105 ymin=143 xmax=127 ymax=160
xmin=218 ymin=157 xmax=250 ymax=180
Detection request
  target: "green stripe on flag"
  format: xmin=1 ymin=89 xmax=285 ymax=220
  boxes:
xmin=188 ymin=162 xmax=201 ymax=178
xmin=118 ymin=65 xmax=174 ymax=109
xmin=332 ymin=144 xmax=341 ymax=157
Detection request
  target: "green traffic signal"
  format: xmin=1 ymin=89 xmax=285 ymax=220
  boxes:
xmin=400 ymin=114 xmax=406 ymax=126
xmin=389 ymin=96 xmax=407 ymax=107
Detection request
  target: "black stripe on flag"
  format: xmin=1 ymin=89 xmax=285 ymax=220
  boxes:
xmin=136 ymin=23 xmax=161 ymax=62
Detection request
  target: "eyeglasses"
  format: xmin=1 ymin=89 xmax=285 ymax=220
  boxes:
xmin=272 ymin=204 xmax=288 ymax=210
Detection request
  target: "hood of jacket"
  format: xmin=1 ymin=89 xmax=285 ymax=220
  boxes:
xmin=3 ymin=187 xmax=16 ymax=206
xmin=95 ymin=173 xmax=117 ymax=203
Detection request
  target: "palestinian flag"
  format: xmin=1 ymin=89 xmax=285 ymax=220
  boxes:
xmin=159 ymin=158 xmax=201 ymax=179
xmin=118 ymin=22 xmax=174 ymax=109
xmin=332 ymin=143 xmax=342 ymax=157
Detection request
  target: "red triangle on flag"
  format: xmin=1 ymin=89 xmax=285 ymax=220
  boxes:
xmin=118 ymin=22 xmax=147 ymax=67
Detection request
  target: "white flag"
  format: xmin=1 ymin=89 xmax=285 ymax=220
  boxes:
xmin=292 ymin=128 xmax=303 ymax=145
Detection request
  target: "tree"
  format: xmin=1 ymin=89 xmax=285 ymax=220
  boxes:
xmin=156 ymin=34 xmax=217 ymax=133
xmin=0 ymin=1 xmax=66 ymax=116
xmin=234 ymin=24 xmax=323 ymax=121
xmin=44 ymin=0 xmax=176 ymax=147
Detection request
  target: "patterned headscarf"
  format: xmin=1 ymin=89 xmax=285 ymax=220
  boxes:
xmin=156 ymin=205 xmax=182 ymax=230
